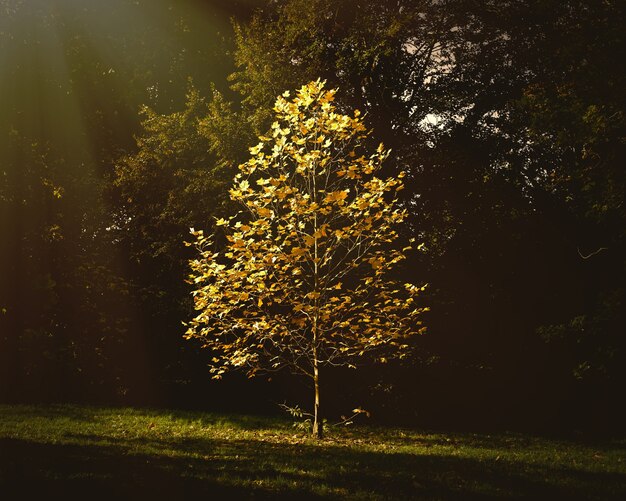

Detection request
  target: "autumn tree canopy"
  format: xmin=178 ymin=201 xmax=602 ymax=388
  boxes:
xmin=185 ymin=80 xmax=427 ymax=437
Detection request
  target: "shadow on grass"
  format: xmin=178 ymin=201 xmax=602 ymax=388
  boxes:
xmin=1 ymin=435 xmax=625 ymax=500
xmin=0 ymin=403 xmax=288 ymax=431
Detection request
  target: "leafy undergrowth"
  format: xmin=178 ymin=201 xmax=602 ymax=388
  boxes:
xmin=0 ymin=405 xmax=624 ymax=499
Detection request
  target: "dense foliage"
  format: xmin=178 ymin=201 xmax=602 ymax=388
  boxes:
xmin=1 ymin=0 xmax=624 ymax=431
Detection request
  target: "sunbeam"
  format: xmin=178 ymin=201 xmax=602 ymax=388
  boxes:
xmin=0 ymin=0 xmax=239 ymax=403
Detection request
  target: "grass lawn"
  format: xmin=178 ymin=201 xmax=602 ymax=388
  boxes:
xmin=0 ymin=404 xmax=624 ymax=499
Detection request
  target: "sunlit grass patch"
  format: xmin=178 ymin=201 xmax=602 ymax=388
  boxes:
xmin=1 ymin=404 xmax=624 ymax=499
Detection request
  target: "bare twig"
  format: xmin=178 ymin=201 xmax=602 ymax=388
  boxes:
xmin=577 ymin=247 xmax=608 ymax=260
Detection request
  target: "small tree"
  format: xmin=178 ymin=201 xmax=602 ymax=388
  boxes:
xmin=185 ymin=80 xmax=427 ymax=438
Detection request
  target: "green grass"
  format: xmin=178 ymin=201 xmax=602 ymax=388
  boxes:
xmin=1 ymin=405 xmax=624 ymax=499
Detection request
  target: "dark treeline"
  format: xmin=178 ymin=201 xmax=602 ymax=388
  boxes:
xmin=1 ymin=0 xmax=624 ymax=433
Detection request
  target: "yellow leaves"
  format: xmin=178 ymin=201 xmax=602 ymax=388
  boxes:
xmin=273 ymin=96 xmax=289 ymax=114
xmin=299 ymin=225 xmax=329 ymax=248
xmin=403 ymin=282 xmax=428 ymax=294
xmin=368 ymin=257 xmax=384 ymax=270
xmin=346 ymin=164 xmax=364 ymax=179
xmin=231 ymin=238 xmax=245 ymax=249
xmin=257 ymin=207 xmax=273 ymax=218
xmin=320 ymin=87 xmax=335 ymax=104
xmin=355 ymin=197 xmax=370 ymax=211
xmin=351 ymin=408 xmax=370 ymax=418
xmin=275 ymin=187 xmax=291 ymax=201
xmin=295 ymin=81 xmax=318 ymax=108
xmin=299 ymin=93 xmax=314 ymax=108
xmin=270 ymin=175 xmax=286 ymax=187
xmin=323 ymin=190 xmax=348 ymax=205
xmin=291 ymin=247 xmax=307 ymax=257
xmin=314 ymin=224 xmax=329 ymax=238
xmin=249 ymin=142 xmax=264 ymax=155
xmin=185 ymin=79 xmax=426 ymax=382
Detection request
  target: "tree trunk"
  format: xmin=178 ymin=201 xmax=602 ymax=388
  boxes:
xmin=312 ymin=180 xmax=322 ymax=439
xmin=312 ymin=360 xmax=322 ymax=439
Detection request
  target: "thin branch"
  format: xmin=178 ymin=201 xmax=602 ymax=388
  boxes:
xmin=577 ymin=247 xmax=608 ymax=260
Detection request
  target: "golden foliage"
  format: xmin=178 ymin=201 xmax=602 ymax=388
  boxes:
xmin=185 ymin=80 xmax=427 ymax=379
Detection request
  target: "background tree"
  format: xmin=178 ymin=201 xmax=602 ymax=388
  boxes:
xmin=213 ymin=0 xmax=626 ymax=430
xmin=0 ymin=0 xmax=253 ymax=404
xmin=111 ymin=85 xmax=242 ymax=398
xmin=0 ymin=133 xmax=149 ymax=402
xmin=186 ymin=81 xmax=427 ymax=437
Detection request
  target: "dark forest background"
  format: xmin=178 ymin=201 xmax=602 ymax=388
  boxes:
xmin=1 ymin=0 xmax=624 ymax=433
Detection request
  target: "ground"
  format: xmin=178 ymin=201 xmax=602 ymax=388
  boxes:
xmin=0 ymin=405 xmax=624 ymax=499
